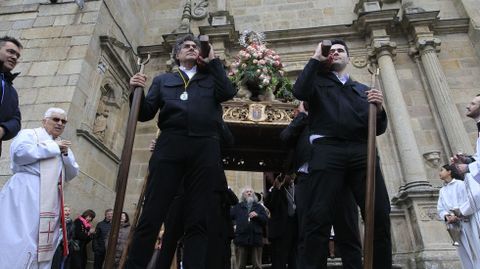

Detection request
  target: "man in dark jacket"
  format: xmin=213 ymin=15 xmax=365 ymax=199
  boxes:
xmin=126 ymin=34 xmax=236 ymax=269
xmin=231 ymin=187 xmax=268 ymax=269
xmin=293 ymin=39 xmax=391 ymax=269
xmin=265 ymin=174 xmax=297 ymax=269
xmin=0 ymin=36 xmax=22 ymax=157
xmin=280 ymin=102 xmax=362 ymax=269
xmin=93 ymin=209 xmax=113 ymax=269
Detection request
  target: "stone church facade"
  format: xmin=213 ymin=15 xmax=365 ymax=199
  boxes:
xmin=1 ymin=0 xmax=480 ymax=268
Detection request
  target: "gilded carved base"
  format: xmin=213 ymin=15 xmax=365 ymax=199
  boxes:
xmin=222 ymin=100 xmax=296 ymax=126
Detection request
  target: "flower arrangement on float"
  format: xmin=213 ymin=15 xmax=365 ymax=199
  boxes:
xmin=228 ymin=30 xmax=293 ymax=102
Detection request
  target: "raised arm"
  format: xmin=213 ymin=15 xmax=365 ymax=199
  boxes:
xmin=11 ymin=129 xmax=61 ymax=166
xmin=208 ymin=58 xmax=237 ymax=102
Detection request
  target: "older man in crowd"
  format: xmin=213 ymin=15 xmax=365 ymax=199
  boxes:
xmin=0 ymin=35 xmax=22 ymax=157
xmin=0 ymin=107 xmax=79 ymax=269
xmin=231 ymin=187 xmax=268 ymax=269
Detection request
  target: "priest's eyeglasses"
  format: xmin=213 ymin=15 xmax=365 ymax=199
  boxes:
xmin=49 ymin=117 xmax=68 ymax=124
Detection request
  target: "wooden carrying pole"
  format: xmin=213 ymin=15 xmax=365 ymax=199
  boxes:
xmin=364 ymin=65 xmax=379 ymax=269
xmin=118 ymin=129 xmax=160 ymax=269
xmin=104 ymin=54 xmax=150 ymax=269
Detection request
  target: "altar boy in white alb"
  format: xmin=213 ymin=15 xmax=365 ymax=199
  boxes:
xmin=437 ymin=164 xmax=480 ymax=269
xmin=0 ymin=108 xmax=79 ymax=269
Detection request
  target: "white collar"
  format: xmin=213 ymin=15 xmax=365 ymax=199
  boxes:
xmin=444 ymin=178 xmax=457 ymax=186
xmin=179 ymin=65 xmax=197 ymax=79
xmin=332 ymin=71 xmax=349 ymax=84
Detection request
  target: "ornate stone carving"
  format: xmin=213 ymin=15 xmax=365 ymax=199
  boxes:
xmin=351 ymin=55 xmax=368 ymax=68
xmin=419 ymin=205 xmax=442 ymax=221
xmin=93 ymin=92 xmax=115 ymax=141
xmin=191 ymin=0 xmax=209 ymax=20
xmin=423 ymin=150 xmax=441 ymax=167
xmin=174 ymin=0 xmax=192 ymax=33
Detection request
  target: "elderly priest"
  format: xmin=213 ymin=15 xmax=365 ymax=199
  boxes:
xmin=0 ymin=107 xmax=79 ymax=269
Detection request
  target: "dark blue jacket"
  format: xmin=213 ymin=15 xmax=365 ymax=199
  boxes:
xmin=132 ymin=59 xmax=236 ymax=138
xmin=230 ymin=201 xmax=268 ymax=247
xmin=293 ymin=58 xmax=387 ymax=142
xmin=0 ymin=71 xmax=21 ymax=156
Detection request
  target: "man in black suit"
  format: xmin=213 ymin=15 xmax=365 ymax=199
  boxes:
xmin=293 ymin=39 xmax=392 ymax=269
xmin=0 ymin=36 xmax=22 ymax=157
xmin=280 ymin=102 xmax=362 ymax=269
xmin=126 ymin=34 xmax=236 ymax=269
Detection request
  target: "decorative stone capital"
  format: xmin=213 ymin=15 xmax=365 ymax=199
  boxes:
xmin=417 ymin=37 xmax=441 ymax=53
xmin=368 ymin=39 xmax=396 ymax=63
xmin=402 ymin=10 xmax=441 ymax=53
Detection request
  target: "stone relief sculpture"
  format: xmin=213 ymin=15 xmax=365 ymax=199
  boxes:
xmin=93 ymin=94 xmax=112 ymax=141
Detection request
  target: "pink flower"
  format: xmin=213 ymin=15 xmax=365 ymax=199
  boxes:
xmin=258 ymin=60 xmax=266 ymax=65
xmin=256 ymin=69 xmax=261 ymax=73
xmin=241 ymin=63 xmax=247 ymax=68
xmin=253 ymin=59 xmax=258 ymax=64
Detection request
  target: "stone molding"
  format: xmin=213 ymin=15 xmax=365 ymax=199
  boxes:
xmin=76 ymin=129 xmax=121 ymax=164
xmin=355 ymin=9 xmax=399 ymax=35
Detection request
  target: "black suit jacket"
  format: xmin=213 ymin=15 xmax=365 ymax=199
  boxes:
xmin=293 ymin=58 xmax=387 ymax=142
xmin=264 ymin=186 xmax=296 ymax=239
xmin=132 ymin=59 xmax=236 ymax=138
xmin=280 ymin=112 xmax=310 ymax=173
xmin=0 ymin=71 xmax=21 ymax=156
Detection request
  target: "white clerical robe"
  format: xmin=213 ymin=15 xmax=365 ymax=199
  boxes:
xmin=438 ymin=179 xmax=480 ymax=269
xmin=0 ymin=128 xmax=79 ymax=269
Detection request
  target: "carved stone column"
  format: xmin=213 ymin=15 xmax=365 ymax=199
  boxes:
xmin=357 ymin=10 xmax=430 ymax=189
xmin=356 ymin=11 xmax=461 ymax=268
xmin=405 ymin=11 xmax=473 ymax=155
xmin=373 ymin=40 xmax=430 ymax=188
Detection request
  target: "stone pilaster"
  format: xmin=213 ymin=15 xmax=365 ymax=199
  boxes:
xmin=404 ymin=11 xmax=473 ymax=155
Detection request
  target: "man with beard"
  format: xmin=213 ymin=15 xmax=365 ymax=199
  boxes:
xmin=0 ymin=36 xmax=22 ymax=157
xmin=293 ymin=39 xmax=392 ymax=269
xmin=231 ymin=187 xmax=268 ymax=269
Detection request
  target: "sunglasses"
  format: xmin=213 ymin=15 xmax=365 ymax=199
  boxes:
xmin=49 ymin=117 xmax=68 ymax=124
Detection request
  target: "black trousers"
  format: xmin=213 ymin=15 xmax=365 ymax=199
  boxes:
xmin=296 ymin=173 xmax=362 ymax=269
xmin=155 ymin=192 xmax=232 ymax=269
xmin=93 ymin=252 xmax=105 ymax=269
xmin=126 ymin=133 xmax=220 ymax=269
xmin=299 ymin=140 xmax=391 ymax=269
xmin=270 ymin=216 xmax=297 ymax=269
